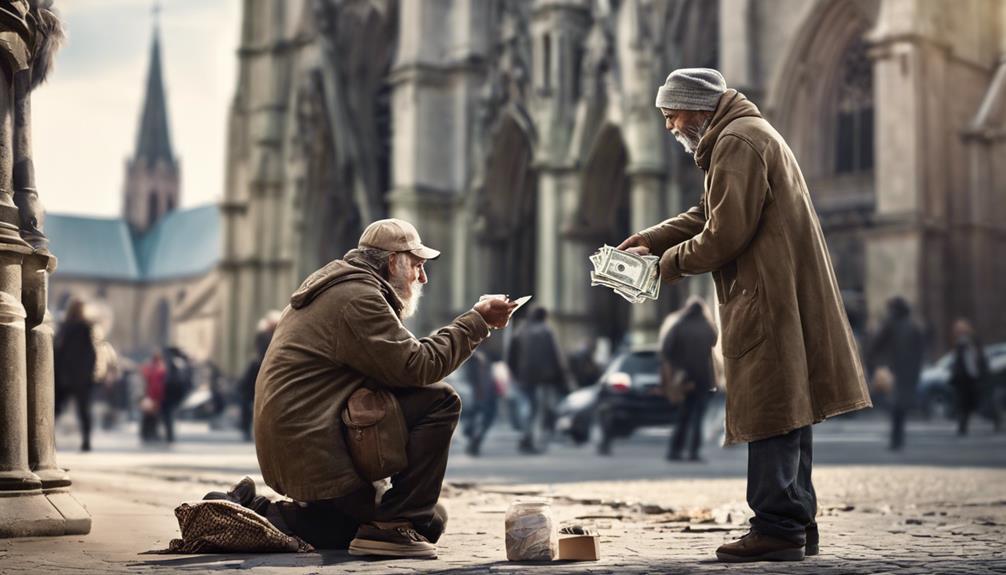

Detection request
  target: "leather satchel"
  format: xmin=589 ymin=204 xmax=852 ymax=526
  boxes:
xmin=341 ymin=386 xmax=408 ymax=482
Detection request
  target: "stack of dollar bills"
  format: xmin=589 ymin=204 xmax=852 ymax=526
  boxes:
xmin=589 ymin=245 xmax=660 ymax=304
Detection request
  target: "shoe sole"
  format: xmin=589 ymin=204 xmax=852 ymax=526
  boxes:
xmin=716 ymin=548 xmax=806 ymax=563
xmin=348 ymin=538 xmax=437 ymax=559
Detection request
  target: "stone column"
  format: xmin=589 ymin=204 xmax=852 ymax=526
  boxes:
xmin=626 ymin=165 xmax=664 ymax=344
xmin=0 ymin=33 xmax=60 ymax=534
xmin=22 ymin=254 xmax=90 ymax=535
xmin=1 ymin=0 xmax=88 ymax=537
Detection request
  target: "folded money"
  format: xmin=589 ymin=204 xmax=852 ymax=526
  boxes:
xmin=589 ymin=245 xmax=660 ymax=304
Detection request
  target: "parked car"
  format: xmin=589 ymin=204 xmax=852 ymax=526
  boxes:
xmin=918 ymin=342 xmax=1006 ymax=420
xmin=555 ymin=345 xmax=679 ymax=454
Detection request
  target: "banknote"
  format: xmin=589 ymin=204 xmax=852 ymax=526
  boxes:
xmin=588 ymin=245 xmax=660 ymax=304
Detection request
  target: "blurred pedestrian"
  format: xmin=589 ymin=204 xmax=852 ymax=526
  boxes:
xmin=140 ymin=352 xmax=167 ymax=442
xmin=568 ymin=336 xmax=602 ymax=389
xmin=661 ymin=297 xmax=718 ymax=462
xmin=867 ymin=297 xmax=924 ymax=450
xmin=507 ymin=306 xmax=570 ymax=454
xmin=54 ymin=298 xmax=98 ymax=452
xmin=461 ymin=349 xmax=497 ymax=456
xmin=162 ymin=346 xmax=193 ymax=443
xmin=239 ymin=311 xmax=280 ymax=441
xmin=949 ymin=318 xmax=988 ymax=436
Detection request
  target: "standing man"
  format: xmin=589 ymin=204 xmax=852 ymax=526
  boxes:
xmin=251 ymin=219 xmax=515 ymax=558
xmin=949 ymin=318 xmax=989 ymax=436
xmin=54 ymin=298 xmax=98 ymax=452
xmin=507 ymin=307 xmax=570 ymax=453
xmin=867 ymin=297 xmax=924 ymax=450
xmin=618 ymin=68 xmax=872 ymax=562
xmin=661 ymin=297 xmax=718 ymax=462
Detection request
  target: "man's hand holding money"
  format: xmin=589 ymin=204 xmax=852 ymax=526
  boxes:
xmin=616 ymin=233 xmax=651 ymax=257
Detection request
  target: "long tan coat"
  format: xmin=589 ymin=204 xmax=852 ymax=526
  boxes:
xmin=254 ymin=251 xmax=490 ymax=501
xmin=640 ymin=90 xmax=871 ymax=444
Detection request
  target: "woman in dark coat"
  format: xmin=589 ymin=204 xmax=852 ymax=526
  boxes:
xmin=54 ymin=298 xmax=97 ymax=452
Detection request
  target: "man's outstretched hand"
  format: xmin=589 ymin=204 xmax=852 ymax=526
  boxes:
xmin=616 ymin=233 xmax=651 ymax=256
xmin=473 ymin=298 xmax=518 ymax=330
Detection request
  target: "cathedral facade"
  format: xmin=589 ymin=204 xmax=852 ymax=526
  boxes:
xmin=219 ymin=0 xmax=1006 ymax=374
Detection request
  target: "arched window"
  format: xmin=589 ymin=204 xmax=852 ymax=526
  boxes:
xmin=835 ymin=38 xmax=874 ymax=174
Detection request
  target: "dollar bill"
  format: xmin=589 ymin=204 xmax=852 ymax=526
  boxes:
xmin=588 ymin=245 xmax=661 ymax=304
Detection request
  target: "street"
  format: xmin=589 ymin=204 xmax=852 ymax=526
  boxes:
xmin=0 ymin=410 xmax=1003 ymax=574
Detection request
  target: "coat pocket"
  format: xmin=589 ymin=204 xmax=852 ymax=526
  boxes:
xmin=341 ymin=387 xmax=408 ymax=482
xmin=719 ymin=284 xmax=765 ymax=358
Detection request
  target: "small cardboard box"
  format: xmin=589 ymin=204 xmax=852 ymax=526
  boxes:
xmin=558 ymin=535 xmax=600 ymax=561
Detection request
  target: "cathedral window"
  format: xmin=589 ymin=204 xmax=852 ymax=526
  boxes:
xmin=835 ymin=37 xmax=874 ymax=174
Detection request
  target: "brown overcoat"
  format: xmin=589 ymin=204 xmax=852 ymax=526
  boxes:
xmin=640 ymin=90 xmax=871 ymax=444
xmin=253 ymin=251 xmax=490 ymax=501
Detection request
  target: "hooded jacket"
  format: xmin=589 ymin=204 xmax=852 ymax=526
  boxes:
xmin=640 ymin=90 xmax=872 ymax=444
xmin=253 ymin=250 xmax=490 ymax=501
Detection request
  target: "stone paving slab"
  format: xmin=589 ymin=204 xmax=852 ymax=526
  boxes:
xmin=2 ymin=463 xmax=1005 ymax=574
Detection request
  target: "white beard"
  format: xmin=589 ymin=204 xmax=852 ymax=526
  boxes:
xmin=397 ymin=281 xmax=423 ymax=319
xmin=389 ymin=258 xmax=423 ymax=319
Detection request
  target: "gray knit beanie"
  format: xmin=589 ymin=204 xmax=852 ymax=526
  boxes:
xmin=654 ymin=68 xmax=727 ymax=111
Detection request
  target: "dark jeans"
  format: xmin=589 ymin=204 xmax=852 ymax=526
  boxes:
xmin=890 ymin=406 xmax=906 ymax=449
xmin=267 ymin=382 xmax=461 ymax=549
xmin=463 ymin=396 xmax=498 ymax=454
xmin=669 ymin=392 xmax=708 ymax=459
xmin=161 ymin=405 xmax=176 ymax=443
xmin=73 ymin=385 xmax=94 ymax=450
xmin=747 ymin=425 xmax=817 ymax=544
xmin=519 ymin=384 xmax=559 ymax=450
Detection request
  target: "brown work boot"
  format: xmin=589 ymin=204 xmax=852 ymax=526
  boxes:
xmin=716 ymin=530 xmax=805 ymax=563
xmin=349 ymin=522 xmax=437 ymax=559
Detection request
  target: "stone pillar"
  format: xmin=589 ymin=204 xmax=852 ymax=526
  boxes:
xmin=23 ymin=254 xmax=90 ymax=535
xmin=627 ymin=166 xmax=664 ymax=344
xmin=0 ymin=0 xmax=89 ymax=537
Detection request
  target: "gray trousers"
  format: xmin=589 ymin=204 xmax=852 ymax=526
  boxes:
xmin=747 ymin=425 xmax=817 ymax=544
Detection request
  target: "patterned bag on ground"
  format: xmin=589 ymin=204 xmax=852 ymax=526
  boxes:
xmin=165 ymin=500 xmax=313 ymax=553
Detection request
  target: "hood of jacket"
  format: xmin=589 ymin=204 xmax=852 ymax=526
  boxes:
xmin=289 ymin=249 xmax=404 ymax=315
xmin=694 ymin=89 xmax=763 ymax=171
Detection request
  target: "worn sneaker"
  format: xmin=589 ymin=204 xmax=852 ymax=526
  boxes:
xmin=349 ymin=522 xmax=437 ymax=558
xmin=716 ymin=530 xmax=805 ymax=562
xmin=805 ymin=523 xmax=819 ymax=556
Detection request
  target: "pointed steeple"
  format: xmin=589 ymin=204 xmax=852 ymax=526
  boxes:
xmin=123 ymin=5 xmax=181 ymax=234
xmin=134 ymin=17 xmax=175 ymax=167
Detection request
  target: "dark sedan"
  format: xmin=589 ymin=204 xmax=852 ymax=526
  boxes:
xmin=556 ymin=345 xmax=680 ymax=454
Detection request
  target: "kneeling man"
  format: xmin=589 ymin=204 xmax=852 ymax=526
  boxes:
xmin=245 ymin=219 xmax=514 ymax=558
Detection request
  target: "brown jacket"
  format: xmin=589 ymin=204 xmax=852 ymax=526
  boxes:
xmin=640 ymin=90 xmax=871 ymax=444
xmin=254 ymin=250 xmax=490 ymax=501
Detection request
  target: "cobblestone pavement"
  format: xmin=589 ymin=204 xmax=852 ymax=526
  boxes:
xmin=1 ymin=418 xmax=1005 ymax=573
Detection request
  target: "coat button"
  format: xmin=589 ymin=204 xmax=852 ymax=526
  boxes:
xmin=742 ymin=288 xmax=748 ymax=296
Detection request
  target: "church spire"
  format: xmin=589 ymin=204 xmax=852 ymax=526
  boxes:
xmin=134 ymin=9 xmax=175 ymax=168
xmin=123 ymin=4 xmax=181 ymax=233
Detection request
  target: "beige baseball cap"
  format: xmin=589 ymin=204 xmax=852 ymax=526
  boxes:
xmin=358 ymin=218 xmax=441 ymax=260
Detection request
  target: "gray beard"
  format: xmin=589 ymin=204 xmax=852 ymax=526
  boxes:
xmin=673 ymin=117 xmax=711 ymax=155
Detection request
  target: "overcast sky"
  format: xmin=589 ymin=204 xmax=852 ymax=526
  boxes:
xmin=32 ymin=0 xmax=241 ymax=217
